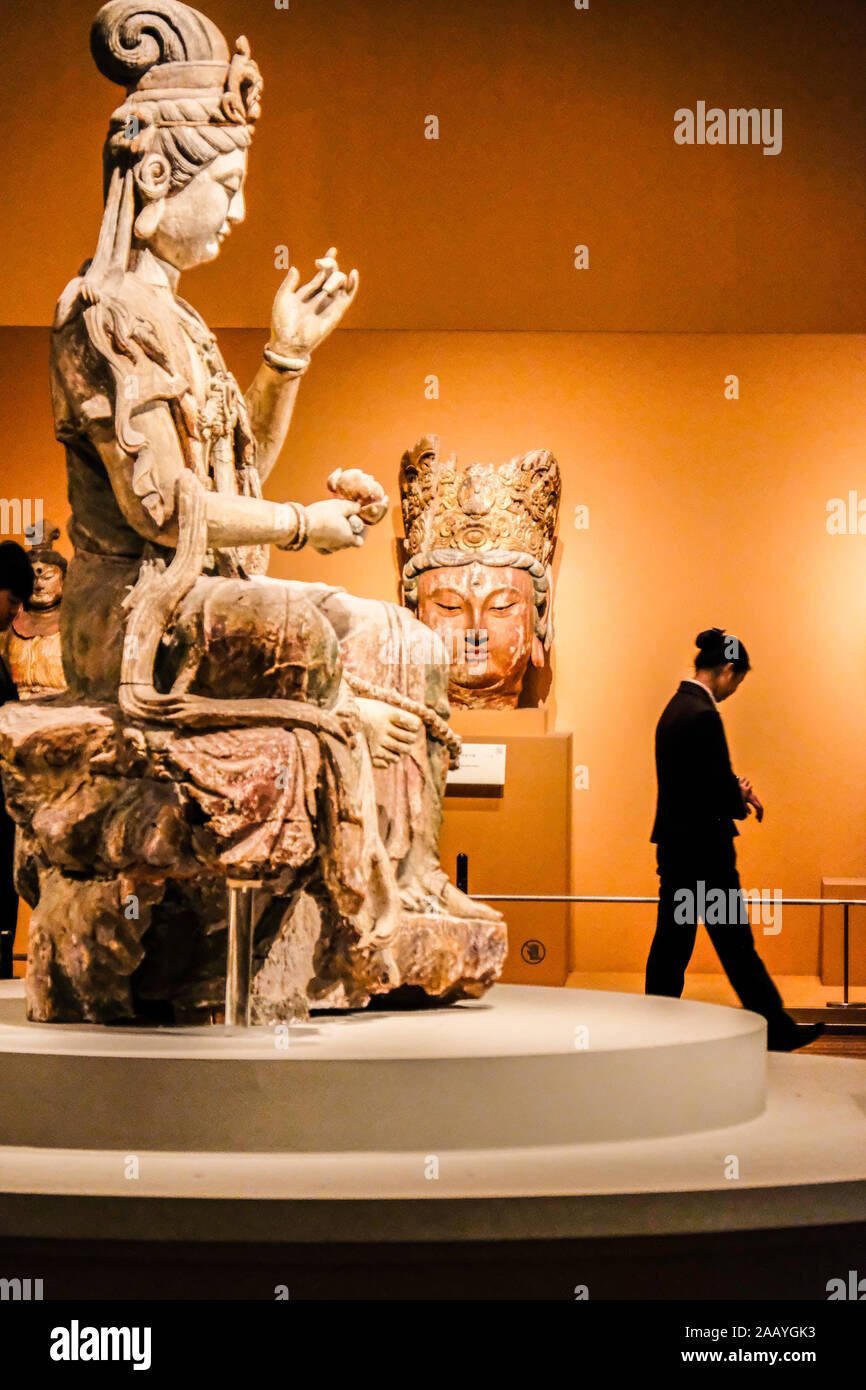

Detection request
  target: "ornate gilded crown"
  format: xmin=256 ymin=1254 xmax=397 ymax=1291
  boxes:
xmin=399 ymin=435 xmax=561 ymax=568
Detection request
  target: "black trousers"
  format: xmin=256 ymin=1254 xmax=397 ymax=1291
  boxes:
xmin=0 ymin=796 xmax=18 ymax=978
xmin=645 ymin=835 xmax=794 ymax=1038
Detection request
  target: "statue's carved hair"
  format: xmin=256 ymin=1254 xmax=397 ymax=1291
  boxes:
xmin=102 ymin=96 xmax=252 ymax=199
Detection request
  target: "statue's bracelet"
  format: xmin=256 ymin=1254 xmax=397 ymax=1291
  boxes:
xmin=275 ymin=501 xmax=309 ymax=551
xmin=264 ymin=345 xmax=310 ymax=377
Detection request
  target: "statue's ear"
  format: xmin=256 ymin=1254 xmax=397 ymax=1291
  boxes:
xmin=530 ymin=633 xmax=545 ymax=668
xmin=134 ymin=200 xmax=164 ymax=239
xmin=133 ymin=154 xmax=171 ymax=239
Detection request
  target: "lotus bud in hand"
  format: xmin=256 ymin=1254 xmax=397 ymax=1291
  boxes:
xmin=327 ymin=468 xmax=389 ymax=526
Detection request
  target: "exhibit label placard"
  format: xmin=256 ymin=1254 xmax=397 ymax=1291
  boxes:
xmin=447 ymin=743 xmax=507 ymax=787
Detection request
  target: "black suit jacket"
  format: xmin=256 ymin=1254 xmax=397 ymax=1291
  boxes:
xmin=651 ymin=680 xmax=747 ymax=844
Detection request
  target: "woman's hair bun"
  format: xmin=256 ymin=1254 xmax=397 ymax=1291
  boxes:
xmin=694 ymin=626 xmax=751 ymax=672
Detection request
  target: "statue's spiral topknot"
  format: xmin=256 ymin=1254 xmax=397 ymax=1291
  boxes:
xmin=90 ymin=0 xmax=229 ymax=90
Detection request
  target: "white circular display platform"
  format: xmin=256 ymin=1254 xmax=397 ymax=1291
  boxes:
xmin=0 ymin=982 xmax=765 ymax=1152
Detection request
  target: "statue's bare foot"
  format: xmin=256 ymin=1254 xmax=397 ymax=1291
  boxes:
xmin=435 ymin=878 xmax=503 ymax=922
xmin=356 ymin=697 xmax=422 ymax=767
xmin=399 ymin=867 xmax=503 ymax=922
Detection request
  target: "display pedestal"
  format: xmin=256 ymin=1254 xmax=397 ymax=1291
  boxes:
xmin=442 ymin=709 xmax=570 ymax=985
xmin=1 ymin=979 xmax=864 ymax=1299
xmin=0 ymin=983 xmax=766 ymax=1152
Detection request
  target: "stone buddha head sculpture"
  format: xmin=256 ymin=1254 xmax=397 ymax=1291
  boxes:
xmin=400 ymin=437 xmax=561 ymax=709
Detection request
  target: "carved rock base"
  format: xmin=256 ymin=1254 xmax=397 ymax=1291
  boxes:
xmin=0 ymin=701 xmax=506 ymax=1024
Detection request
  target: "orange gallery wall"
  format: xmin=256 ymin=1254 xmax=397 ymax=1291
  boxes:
xmin=2 ymin=0 xmax=865 ymax=333
xmin=1 ymin=0 xmax=864 ymax=978
xmin=0 ymin=325 xmax=864 ymax=977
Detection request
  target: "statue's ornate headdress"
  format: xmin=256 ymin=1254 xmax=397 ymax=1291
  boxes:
xmin=399 ymin=435 xmax=561 ymax=645
xmin=400 ymin=435 xmax=560 ymax=567
xmin=24 ymin=521 xmax=68 ymax=574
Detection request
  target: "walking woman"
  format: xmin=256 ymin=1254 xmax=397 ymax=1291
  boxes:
xmin=646 ymin=627 xmax=823 ymax=1051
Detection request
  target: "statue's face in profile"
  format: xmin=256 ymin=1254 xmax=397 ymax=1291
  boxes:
xmin=416 ymin=562 xmax=543 ymax=708
xmin=145 ymin=148 xmax=248 ymax=271
xmin=29 ymin=561 xmax=64 ymax=611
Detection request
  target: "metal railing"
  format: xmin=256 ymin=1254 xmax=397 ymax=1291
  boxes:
xmin=5 ymin=895 xmax=865 ymax=1009
xmin=471 ymin=894 xmax=866 ymax=1009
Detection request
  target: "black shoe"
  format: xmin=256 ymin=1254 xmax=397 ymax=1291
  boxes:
xmin=767 ymin=1021 xmax=826 ymax=1052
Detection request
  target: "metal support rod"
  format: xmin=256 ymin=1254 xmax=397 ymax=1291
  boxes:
xmin=843 ymin=902 xmax=849 ymax=1008
xmin=225 ymin=879 xmax=261 ymax=1028
xmin=13 ymin=890 xmax=861 ymax=1009
xmin=456 ymin=852 xmax=468 ymax=894
xmin=833 ymin=902 xmax=866 ymax=1008
xmin=469 ymin=895 xmax=866 ymax=905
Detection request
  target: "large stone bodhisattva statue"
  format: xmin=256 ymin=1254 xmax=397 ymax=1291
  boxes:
xmin=0 ymin=0 xmax=504 ymax=1023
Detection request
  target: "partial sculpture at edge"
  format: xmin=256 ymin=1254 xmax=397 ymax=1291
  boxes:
xmin=400 ymin=436 xmax=561 ymax=709
xmin=0 ymin=0 xmax=505 ymax=1024
xmin=0 ymin=523 xmax=67 ymax=700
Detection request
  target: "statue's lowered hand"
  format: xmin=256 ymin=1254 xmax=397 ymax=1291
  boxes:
xmin=269 ymin=247 xmax=359 ymax=362
xmin=305 ymin=498 xmax=365 ymax=553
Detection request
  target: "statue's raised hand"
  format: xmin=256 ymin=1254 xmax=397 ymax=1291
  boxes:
xmin=268 ymin=248 xmax=359 ymax=363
